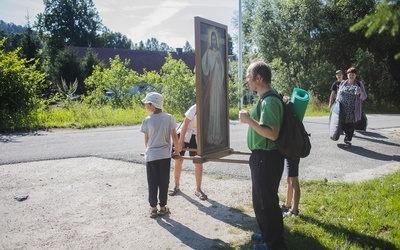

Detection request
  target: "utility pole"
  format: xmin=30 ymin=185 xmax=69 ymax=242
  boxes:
xmin=238 ymin=0 xmax=243 ymax=110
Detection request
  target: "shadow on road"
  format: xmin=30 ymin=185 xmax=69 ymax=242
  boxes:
xmin=155 ymin=190 xmax=256 ymax=249
xmin=355 ymin=130 xmax=387 ymax=139
xmin=337 ymin=144 xmax=400 ymax=161
xmin=157 ymin=216 xmax=230 ymax=249
xmin=354 ymin=133 xmax=400 ymax=147
xmin=179 ymin=191 xmax=256 ymax=232
xmin=0 ymin=131 xmax=45 ymax=143
xmin=163 ymin=191 xmax=332 ymax=249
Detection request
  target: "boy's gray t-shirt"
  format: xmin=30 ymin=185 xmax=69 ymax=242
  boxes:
xmin=140 ymin=112 xmax=177 ymax=162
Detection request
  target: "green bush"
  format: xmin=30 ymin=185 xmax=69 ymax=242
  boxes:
xmin=0 ymin=38 xmax=46 ymax=131
xmin=84 ymin=55 xmax=141 ymax=108
xmin=160 ymin=54 xmax=196 ymax=115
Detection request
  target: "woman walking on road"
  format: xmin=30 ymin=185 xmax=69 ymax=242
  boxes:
xmin=336 ymin=67 xmax=367 ymax=146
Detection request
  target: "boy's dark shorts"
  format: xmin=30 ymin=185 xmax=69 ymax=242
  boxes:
xmin=285 ymin=158 xmax=300 ymax=177
xmin=174 ymin=134 xmax=197 ymax=156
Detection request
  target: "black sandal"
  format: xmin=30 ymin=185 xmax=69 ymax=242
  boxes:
xmin=195 ymin=191 xmax=208 ymax=201
xmin=168 ymin=187 xmax=180 ymax=196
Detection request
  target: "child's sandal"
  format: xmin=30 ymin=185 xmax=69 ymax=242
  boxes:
xmin=150 ymin=208 xmax=158 ymax=218
xmin=158 ymin=207 xmax=170 ymax=216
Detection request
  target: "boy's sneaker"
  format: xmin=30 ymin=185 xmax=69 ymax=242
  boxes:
xmin=253 ymin=243 xmax=270 ymax=250
xmin=251 ymin=233 xmax=263 ymax=241
xmin=283 ymin=209 xmax=299 ymax=217
xmin=281 ymin=204 xmax=290 ymax=213
xmin=344 ymin=138 xmax=352 ymax=146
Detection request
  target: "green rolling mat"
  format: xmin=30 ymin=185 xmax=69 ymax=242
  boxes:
xmin=290 ymin=88 xmax=310 ymax=121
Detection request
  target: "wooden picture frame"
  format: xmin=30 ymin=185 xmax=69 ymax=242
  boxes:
xmin=194 ymin=17 xmax=230 ymax=159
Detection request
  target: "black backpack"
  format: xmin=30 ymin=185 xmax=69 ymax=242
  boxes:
xmin=257 ymin=91 xmax=311 ymax=160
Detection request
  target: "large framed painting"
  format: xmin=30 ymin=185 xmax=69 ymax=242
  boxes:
xmin=194 ymin=17 xmax=230 ymax=159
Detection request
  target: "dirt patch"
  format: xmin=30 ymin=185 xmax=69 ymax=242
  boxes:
xmin=0 ymin=157 xmax=256 ymax=250
xmin=2 ymin=157 xmax=398 ymax=249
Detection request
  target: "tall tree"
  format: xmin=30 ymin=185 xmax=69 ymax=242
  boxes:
xmin=100 ymin=28 xmax=133 ymax=49
xmin=1 ymin=33 xmax=23 ymax=52
xmin=238 ymin=0 xmax=400 ymax=104
xmin=35 ymin=0 xmax=102 ymax=60
xmin=81 ymin=48 xmax=103 ymax=80
xmin=19 ymin=18 xmax=42 ymax=60
xmin=183 ymin=41 xmax=193 ymax=52
xmin=145 ymin=38 xmax=160 ymax=51
xmin=159 ymin=42 xmax=173 ymax=52
xmin=351 ymin=0 xmax=400 ymax=59
xmin=227 ymin=34 xmax=234 ymax=56
xmin=232 ymin=0 xmax=258 ymax=54
xmin=48 ymin=49 xmax=84 ymax=94
xmin=0 ymin=21 xmax=26 ymax=52
xmin=137 ymin=40 xmax=145 ymax=50
xmin=252 ymin=0 xmax=325 ymax=93
xmin=321 ymin=0 xmax=376 ymax=68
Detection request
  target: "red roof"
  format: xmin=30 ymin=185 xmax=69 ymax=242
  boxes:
xmin=70 ymin=47 xmax=195 ymax=74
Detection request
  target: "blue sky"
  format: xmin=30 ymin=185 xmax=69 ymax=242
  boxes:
xmin=0 ymin=0 xmax=238 ymax=48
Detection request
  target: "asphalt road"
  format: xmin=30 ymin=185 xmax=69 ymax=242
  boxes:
xmin=1 ymin=114 xmax=399 ymax=182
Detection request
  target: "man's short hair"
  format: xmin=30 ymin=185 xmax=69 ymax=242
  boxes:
xmin=249 ymin=60 xmax=272 ymax=84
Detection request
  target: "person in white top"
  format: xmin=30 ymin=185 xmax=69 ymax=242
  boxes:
xmin=168 ymin=104 xmax=208 ymax=200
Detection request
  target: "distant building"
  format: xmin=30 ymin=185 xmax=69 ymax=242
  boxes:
xmin=70 ymin=47 xmax=195 ymax=74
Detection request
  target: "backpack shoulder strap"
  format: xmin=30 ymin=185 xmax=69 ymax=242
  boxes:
xmin=257 ymin=91 xmax=283 ymax=118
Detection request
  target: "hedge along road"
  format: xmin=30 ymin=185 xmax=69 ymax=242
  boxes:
xmin=1 ymin=114 xmax=399 ymax=183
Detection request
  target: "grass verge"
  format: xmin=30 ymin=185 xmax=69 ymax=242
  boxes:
xmin=2 ymin=99 xmax=398 ymax=132
xmin=230 ymin=170 xmax=400 ymax=250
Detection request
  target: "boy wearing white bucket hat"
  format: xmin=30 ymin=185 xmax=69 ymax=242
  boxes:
xmin=140 ymin=92 xmax=181 ymax=218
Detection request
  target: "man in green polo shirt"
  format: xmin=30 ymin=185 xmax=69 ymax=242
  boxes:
xmin=239 ymin=60 xmax=286 ymax=250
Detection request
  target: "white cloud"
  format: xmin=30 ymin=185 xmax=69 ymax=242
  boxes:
xmin=0 ymin=0 xmax=238 ymax=48
xmin=130 ymin=1 xmax=189 ymax=41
